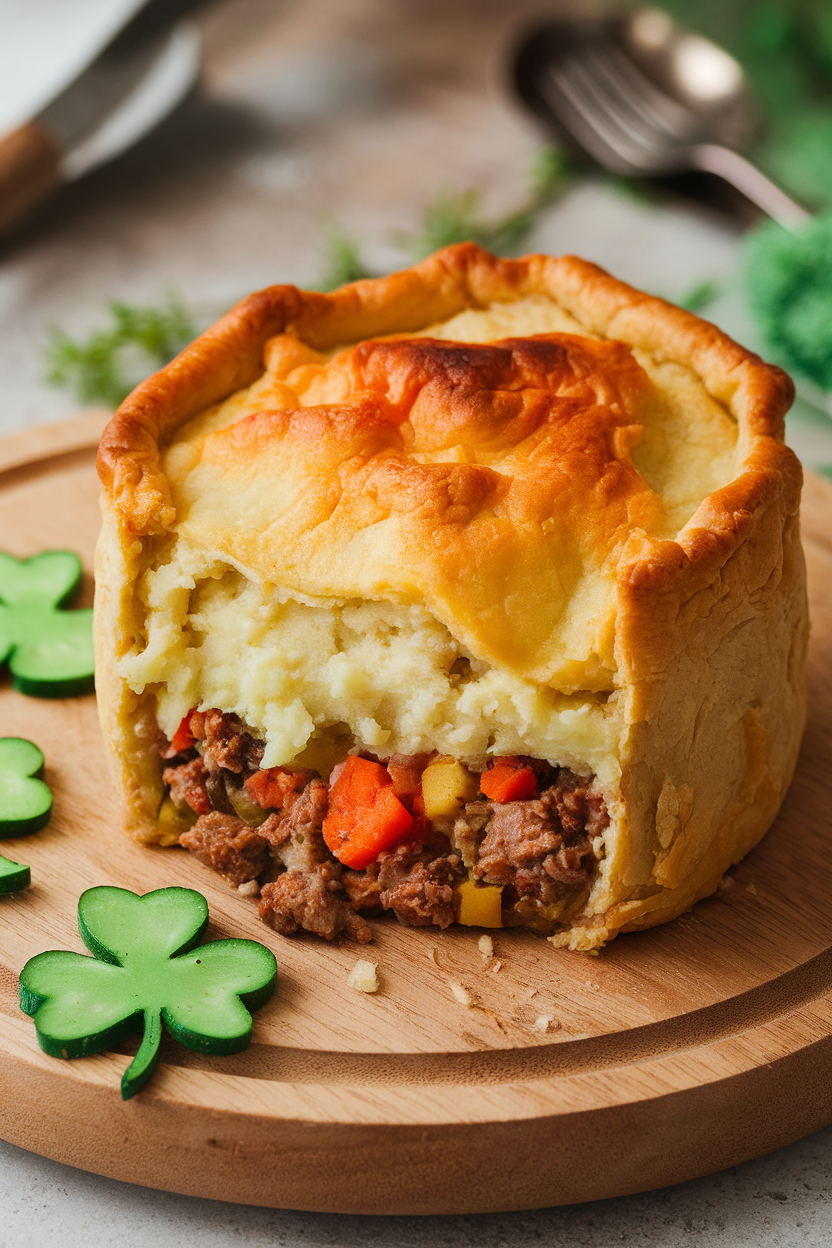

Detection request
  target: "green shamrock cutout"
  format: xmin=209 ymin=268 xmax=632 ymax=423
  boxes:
xmin=0 ymin=738 xmax=53 ymax=838
xmin=19 ymin=886 xmax=277 ymax=1100
xmin=0 ymin=737 xmax=52 ymax=895
xmin=0 ymin=551 xmax=94 ymax=697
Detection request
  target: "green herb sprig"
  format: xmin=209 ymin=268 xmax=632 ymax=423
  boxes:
xmin=45 ymin=294 xmax=197 ymax=409
xmin=311 ymin=144 xmax=575 ymax=290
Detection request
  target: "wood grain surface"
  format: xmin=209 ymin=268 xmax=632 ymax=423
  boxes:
xmin=1 ymin=413 xmax=832 ymax=1215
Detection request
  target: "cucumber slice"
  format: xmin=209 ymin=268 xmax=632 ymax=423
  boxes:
xmin=0 ymin=855 xmax=30 ymax=895
xmin=0 ymin=738 xmax=53 ymax=838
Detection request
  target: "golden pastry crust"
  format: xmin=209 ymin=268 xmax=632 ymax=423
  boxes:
xmin=95 ymin=243 xmax=806 ymax=947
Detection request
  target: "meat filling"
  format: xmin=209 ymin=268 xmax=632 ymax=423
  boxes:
xmin=162 ymin=709 xmax=607 ymax=941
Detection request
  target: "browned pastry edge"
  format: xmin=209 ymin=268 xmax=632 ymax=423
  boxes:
xmin=97 ymin=243 xmax=799 ymax=549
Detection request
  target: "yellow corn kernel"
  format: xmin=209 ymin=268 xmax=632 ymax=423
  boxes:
xmin=457 ymin=878 xmax=503 ymax=928
xmin=421 ymin=759 xmax=478 ymax=820
xmin=156 ymin=795 xmax=193 ymax=846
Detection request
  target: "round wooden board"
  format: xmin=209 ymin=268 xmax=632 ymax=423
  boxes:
xmin=2 ymin=413 xmax=832 ymax=1215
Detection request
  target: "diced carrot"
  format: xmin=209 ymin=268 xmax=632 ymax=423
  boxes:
xmin=245 ymin=767 xmax=311 ymax=810
xmin=323 ymin=755 xmax=414 ymax=869
xmin=480 ymin=757 xmax=538 ymax=803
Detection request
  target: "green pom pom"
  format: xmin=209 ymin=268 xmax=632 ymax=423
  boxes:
xmin=746 ymin=214 xmax=832 ymax=391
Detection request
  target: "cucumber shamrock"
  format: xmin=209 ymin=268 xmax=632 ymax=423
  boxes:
xmin=19 ymin=886 xmax=277 ymax=1099
xmin=0 ymin=551 xmax=94 ymax=697
xmin=0 ymin=737 xmax=53 ymax=895
xmin=0 ymin=738 xmax=53 ymax=838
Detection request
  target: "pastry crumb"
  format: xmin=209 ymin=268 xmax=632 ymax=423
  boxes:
xmin=746 ymin=882 xmax=757 ymax=895
xmin=525 ymin=987 xmax=538 ymax=999
xmin=428 ymin=947 xmax=441 ymax=965
xmin=237 ymin=879 xmax=260 ymax=897
xmin=478 ymin=935 xmax=494 ymax=958
xmin=347 ymin=960 xmax=379 ymax=993
xmin=534 ymin=1015 xmax=560 ymax=1034
xmin=490 ymin=959 xmax=502 ymax=973
xmin=449 ymin=981 xmax=474 ymax=1007
xmin=719 ymin=874 xmax=735 ymax=892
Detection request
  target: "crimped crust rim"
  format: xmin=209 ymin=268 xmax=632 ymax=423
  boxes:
xmin=96 ymin=242 xmax=799 ymax=583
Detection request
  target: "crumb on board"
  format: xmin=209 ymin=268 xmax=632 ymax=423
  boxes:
xmin=490 ymin=959 xmax=502 ymax=973
xmin=746 ymin=882 xmax=758 ymax=895
xmin=449 ymin=981 xmax=474 ymax=1008
xmin=478 ymin=934 xmax=494 ymax=959
xmin=534 ymin=1015 xmax=561 ymax=1034
xmin=585 ymin=982 xmax=600 ymax=992
xmin=237 ymin=879 xmax=260 ymax=897
xmin=347 ymin=960 xmax=380 ymax=993
xmin=719 ymin=873 xmax=735 ymax=892
xmin=428 ymin=947 xmax=440 ymax=965
xmin=525 ymin=987 xmax=538 ymax=1000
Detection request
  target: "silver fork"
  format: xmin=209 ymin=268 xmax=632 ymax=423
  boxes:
xmin=518 ymin=14 xmax=808 ymax=229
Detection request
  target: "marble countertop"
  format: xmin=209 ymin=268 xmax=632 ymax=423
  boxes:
xmin=1 ymin=1 xmax=831 ymax=1242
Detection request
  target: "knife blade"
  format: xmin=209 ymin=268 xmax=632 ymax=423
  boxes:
xmin=0 ymin=0 xmax=208 ymax=234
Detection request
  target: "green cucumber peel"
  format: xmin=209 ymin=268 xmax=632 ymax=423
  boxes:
xmin=0 ymin=738 xmax=52 ymax=838
xmin=0 ymin=551 xmax=94 ymax=698
xmin=0 ymin=855 xmax=30 ymax=894
xmin=19 ymin=886 xmax=278 ymax=1100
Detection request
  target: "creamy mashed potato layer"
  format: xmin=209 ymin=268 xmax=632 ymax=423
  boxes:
xmin=120 ymin=543 xmax=621 ymax=780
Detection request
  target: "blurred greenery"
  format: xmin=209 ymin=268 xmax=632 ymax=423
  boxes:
xmin=678 ymin=279 xmax=724 ymax=313
xmin=316 ymin=219 xmax=371 ymax=290
xmin=391 ymin=145 xmax=574 ymax=260
xmin=312 ymin=145 xmax=575 ymax=290
xmin=45 ymin=294 xmax=196 ymax=408
xmin=661 ymin=1 xmax=832 ymax=389
xmin=746 ymin=214 xmax=832 ymax=389
xmin=661 ymin=0 xmax=832 ymax=210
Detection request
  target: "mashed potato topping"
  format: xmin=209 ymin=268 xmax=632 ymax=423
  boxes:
xmin=120 ymin=542 xmax=620 ymax=781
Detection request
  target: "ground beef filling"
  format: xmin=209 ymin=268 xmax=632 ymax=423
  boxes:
xmin=163 ymin=710 xmax=607 ymax=942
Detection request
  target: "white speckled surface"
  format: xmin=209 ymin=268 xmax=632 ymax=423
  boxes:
xmin=2 ymin=1127 xmax=832 ymax=1246
xmin=2 ymin=0 xmax=832 ymax=1240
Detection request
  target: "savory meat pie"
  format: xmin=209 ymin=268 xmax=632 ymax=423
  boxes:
xmin=94 ymin=243 xmax=807 ymax=949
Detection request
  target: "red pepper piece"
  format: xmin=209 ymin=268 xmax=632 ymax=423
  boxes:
xmin=244 ymin=767 xmax=311 ymax=810
xmin=162 ymin=709 xmax=198 ymax=758
xmin=322 ymin=755 xmax=414 ymax=869
xmin=480 ymin=757 xmax=538 ymax=803
xmin=385 ymin=752 xmax=432 ymax=839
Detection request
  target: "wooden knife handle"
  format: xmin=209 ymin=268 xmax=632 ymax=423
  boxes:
xmin=0 ymin=122 xmax=61 ymax=234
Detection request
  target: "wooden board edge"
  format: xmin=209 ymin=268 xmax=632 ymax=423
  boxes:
xmin=4 ymin=997 xmax=832 ymax=1213
xmin=0 ymin=409 xmax=110 ymax=474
